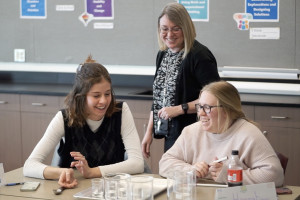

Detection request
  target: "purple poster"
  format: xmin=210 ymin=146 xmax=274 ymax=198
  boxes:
xmin=87 ymin=0 xmax=113 ymax=19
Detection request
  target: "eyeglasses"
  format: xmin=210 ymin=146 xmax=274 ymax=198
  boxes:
xmin=160 ymin=26 xmax=182 ymax=34
xmin=195 ymin=104 xmax=223 ymax=114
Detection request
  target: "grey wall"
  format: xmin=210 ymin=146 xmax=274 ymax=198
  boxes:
xmin=0 ymin=0 xmax=299 ymax=69
xmin=296 ymin=0 xmax=300 ymax=69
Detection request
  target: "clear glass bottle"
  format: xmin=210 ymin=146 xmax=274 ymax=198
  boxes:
xmin=227 ymin=150 xmax=243 ymax=187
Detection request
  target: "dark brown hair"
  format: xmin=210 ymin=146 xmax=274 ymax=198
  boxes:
xmin=64 ymin=55 xmax=118 ymax=127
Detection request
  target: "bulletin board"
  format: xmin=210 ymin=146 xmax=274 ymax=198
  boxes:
xmin=0 ymin=0 xmax=299 ymax=69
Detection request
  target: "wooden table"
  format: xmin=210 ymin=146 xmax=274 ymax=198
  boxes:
xmin=1 ymin=168 xmax=299 ymax=200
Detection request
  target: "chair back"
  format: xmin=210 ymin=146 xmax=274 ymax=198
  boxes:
xmin=51 ymin=143 xmax=61 ymax=166
xmin=276 ymin=152 xmax=288 ymax=175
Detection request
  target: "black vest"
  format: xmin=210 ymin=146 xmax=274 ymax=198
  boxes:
xmin=57 ymin=102 xmax=125 ymax=168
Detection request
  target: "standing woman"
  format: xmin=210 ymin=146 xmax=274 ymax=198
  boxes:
xmin=23 ymin=56 xmax=144 ymax=188
xmin=142 ymin=2 xmax=220 ymax=156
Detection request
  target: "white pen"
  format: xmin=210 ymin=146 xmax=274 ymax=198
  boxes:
xmin=212 ymin=156 xmax=228 ymax=164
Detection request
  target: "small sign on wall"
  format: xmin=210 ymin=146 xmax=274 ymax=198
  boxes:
xmin=56 ymin=5 xmax=75 ymax=12
xmin=250 ymin=27 xmax=280 ymax=39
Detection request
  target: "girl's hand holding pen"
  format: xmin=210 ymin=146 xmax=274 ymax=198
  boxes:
xmin=193 ymin=156 xmax=228 ymax=179
xmin=209 ymin=156 xmax=228 ymax=181
xmin=70 ymin=151 xmax=101 ymax=179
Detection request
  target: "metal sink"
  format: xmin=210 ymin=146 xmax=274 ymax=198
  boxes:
xmin=130 ymin=89 xmax=153 ymax=96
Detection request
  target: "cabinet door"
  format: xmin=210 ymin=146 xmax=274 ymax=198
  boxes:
xmin=255 ymin=105 xmax=300 ymax=186
xmin=0 ymin=110 xmax=22 ymax=171
xmin=21 ymin=112 xmax=56 ymax=165
xmin=149 ymin=139 xmax=164 ymax=174
xmin=255 ymin=106 xmax=300 ymax=129
xmin=133 ymin=118 xmax=152 ymax=171
xmin=20 ymin=95 xmax=60 ymax=114
xmin=133 ymin=117 xmax=164 ymax=174
xmin=120 ymin=99 xmax=152 ymax=140
xmin=0 ymin=94 xmax=22 ymax=171
xmin=262 ymin=126 xmax=300 ymax=186
xmin=242 ymin=105 xmax=254 ymax=121
xmin=20 ymin=95 xmax=60 ymax=165
xmin=120 ymin=99 xmax=164 ymax=174
xmin=124 ymin=99 xmax=152 ymax=119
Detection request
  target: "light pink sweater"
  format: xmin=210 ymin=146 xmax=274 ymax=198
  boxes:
xmin=159 ymin=119 xmax=284 ymax=187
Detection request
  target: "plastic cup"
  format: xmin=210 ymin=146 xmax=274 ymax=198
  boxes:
xmin=167 ymin=169 xmax=196 ymax=200
xmin=129 ymin=175 xmax=153 ymax=200
xmin=92 ymin=178 xmax=104 ymax=199
xmin=104 ymin=173 xmax=131 ymax=200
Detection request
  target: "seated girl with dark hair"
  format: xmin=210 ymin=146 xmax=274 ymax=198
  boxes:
xmin=23 ymin=56 xmax=144 ymax=188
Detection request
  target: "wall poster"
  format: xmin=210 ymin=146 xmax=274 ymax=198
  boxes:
xmin=246 ymin=0 xmax=279 ymax=22
xmin=20 ymin=0 xmax=47 ymax=19
xmin=79 ymin=0 xmax=114 ymax=27
xmin=178 ymin=0 xmax=209 ymax=21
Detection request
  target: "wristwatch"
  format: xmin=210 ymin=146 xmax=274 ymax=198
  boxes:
xmin=181 ymin=103 xmax=189 ymax=115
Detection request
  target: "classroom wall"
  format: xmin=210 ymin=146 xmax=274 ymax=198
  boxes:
xmin=296 ymin=0 xmax=300 ymax=68
xmin=0 ymin=0 xmax=299 ymax=69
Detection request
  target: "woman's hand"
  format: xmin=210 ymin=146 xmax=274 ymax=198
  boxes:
xmin=141 ymin=112 xmax=154 ymax=158
xmin=141 ymin=130 xmax=153 ymax=158
xmin=58 ymin=168 xmax=78 ymax=188
xmin=70 ymin=152 xmax=93 ymax=178
xmin=209 ymin=157 xmax=224 ymax=181
xmin=193 ymin=162 xmax=209 ymax=178
xmin=158 ymin=105 xmax=182 ymax=120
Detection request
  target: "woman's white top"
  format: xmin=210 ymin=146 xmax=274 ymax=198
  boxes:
xmin=23 ymin=102 xmax=144 ymax=179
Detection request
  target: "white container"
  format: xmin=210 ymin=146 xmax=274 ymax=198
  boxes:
xmin=129 ymin=175 xmax=153 ymax=200
xmin=167 ymin=169 xmax=196 ymax=200
xmin=92 ymin=178 xmax=104 ymax=199
xmin=104 ymin=173 xmax=131 ymax=200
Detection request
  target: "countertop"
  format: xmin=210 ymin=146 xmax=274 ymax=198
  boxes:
xmin=0 ymin=83 xmax=152 ymax=101
xmin=1 ymin=83 xmax=300 ymax=107
xmin=1 ymin=62 xmax=300 ymax=103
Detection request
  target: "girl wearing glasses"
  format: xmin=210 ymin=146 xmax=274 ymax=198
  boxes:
xmin=142 ymin=2 xmax=220 ymax=157
xmin=23 ymin=56 xmax=144 ymax=188
xmin=159 ymin=81 xmax=284 ymax=187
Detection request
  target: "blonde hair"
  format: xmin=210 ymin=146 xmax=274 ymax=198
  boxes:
xmin=200 ymin=81 xmax=256 ymax=133
xmin=64 ymin=55 xmax=118 ymax=127
xmin=157 ymin=2 xmax=196 ymax=58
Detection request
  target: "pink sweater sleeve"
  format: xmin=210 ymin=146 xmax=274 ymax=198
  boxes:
xmin=159 ymin=119 xmax=284 ymax=187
